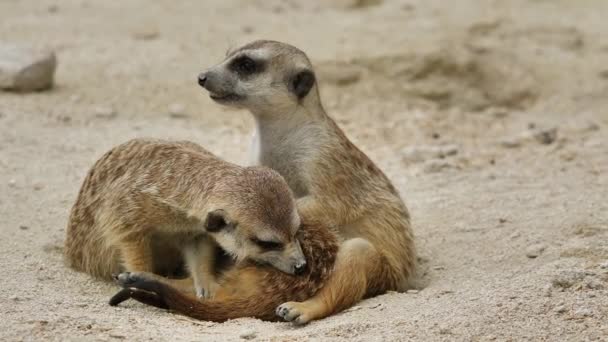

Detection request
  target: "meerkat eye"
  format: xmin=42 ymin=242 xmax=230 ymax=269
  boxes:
xmin=232 ymin=56 xmax=257 ymax=75
xmin=251 ymin=238 xmax=283 ymax=251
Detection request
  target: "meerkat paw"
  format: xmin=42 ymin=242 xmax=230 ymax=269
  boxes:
xmin=113 ymin=272 xmax=154 ymax=287
xmin=109 ymin=272 xmax=168 ymax=309
xmin=196 ymin=280 xmax=219 ymax=299
xmin=112 ymin=272 xmax=164 ymax=298
xmin=276 ymin=302 xmax=312 ymax=325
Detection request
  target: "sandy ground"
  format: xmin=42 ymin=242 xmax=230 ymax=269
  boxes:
xmin=1 ymin=0 xmax=608 ymax=341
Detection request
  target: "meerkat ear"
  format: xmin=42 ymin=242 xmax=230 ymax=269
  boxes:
xmin=205 ymin=209 xmax=229 ymax=232
xmin=290 ymin=69 xmax=315 ymax=99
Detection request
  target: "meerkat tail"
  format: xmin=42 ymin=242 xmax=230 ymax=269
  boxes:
xmin=110 ymin=272 xmax=282 ymax=322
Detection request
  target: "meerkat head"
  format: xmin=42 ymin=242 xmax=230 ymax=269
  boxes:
xmin=198 ymin=40 xmax=319 ymax=117
xmin=203 ymin=167 xmax=307 ymax=275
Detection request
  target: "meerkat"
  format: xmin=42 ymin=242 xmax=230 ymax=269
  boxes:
xmin=64 ymin=138 xmax=306 ymax=298
xmin=108 ymin=218 xmax=338 ymax=322
xmin=195 ymin=40 xmax=416 ymax=324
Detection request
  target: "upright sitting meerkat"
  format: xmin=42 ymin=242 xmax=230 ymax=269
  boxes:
xmin=195 ymin=40 xmax=416 ymax=323
xmin=65 ymin=138 xmax=306 ymax=298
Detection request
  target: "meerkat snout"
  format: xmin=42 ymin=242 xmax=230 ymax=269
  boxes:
xmin=197 ymin=73 xmax=207 ymax=87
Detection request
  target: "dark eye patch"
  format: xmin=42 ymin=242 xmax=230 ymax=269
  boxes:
xmin=229 ymin=55 xmax=263 ymax=76
xmin=251 ymin=237 xmax=283 ymax=251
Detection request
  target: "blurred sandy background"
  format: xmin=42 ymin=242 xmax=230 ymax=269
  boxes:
xmin=1 ymin=0 xmax=607 ymax=341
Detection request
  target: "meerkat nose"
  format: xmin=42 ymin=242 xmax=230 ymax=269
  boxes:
xmin=293 ymin=261 xmax=307 ymax=275
xmin=198 ymin=73 xmax=207 ymax=87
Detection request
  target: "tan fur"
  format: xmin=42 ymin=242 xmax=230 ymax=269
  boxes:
xmin=65 ymin=138 xmax=303 ymax=297
xmin=110 ymin=219 xmax=339 ymax=322
xmin=198 ymin=40 xmax=416 ymax=323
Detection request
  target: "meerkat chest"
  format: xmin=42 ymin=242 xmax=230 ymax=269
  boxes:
xmin=250 ymin=124 xmax=320 ymax=198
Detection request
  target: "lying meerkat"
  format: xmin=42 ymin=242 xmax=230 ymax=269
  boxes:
xmin=197 ymin=40 xmax=417 ymax=323
xmin=109 ymin=218 xmax=338 ymax=322
xmin=118 ymin=40 xmax=416 ymax=323
xmin=64 ymin=138 xmax=305 ymax=298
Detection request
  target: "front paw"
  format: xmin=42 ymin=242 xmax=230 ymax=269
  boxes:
xmin=196 ymin=281 xmax=219 ymax=299
xmin=276 ymin=302 xmax=311 ymax=325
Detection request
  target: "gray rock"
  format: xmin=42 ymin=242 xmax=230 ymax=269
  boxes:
xmin=0 ymin=44 xmax=56 ymax=91
xmin=554 ymin=305 xmax=567 ymax=313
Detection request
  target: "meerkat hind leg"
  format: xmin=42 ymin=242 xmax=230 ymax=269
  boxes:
xmin=277 ymin=238 xmax=381 ymax=324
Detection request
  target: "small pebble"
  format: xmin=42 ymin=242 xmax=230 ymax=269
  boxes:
xmin=19 ymin=225 xmax=28 ymax=230
xmin=402 ymin=145 xmax=459 ymax=162
xmin=573 ymin=308 xmax=593 ymax=318
xmin=240 ymin=331 xmax=257 ymax=340
xmin=532 ymin=127 xmax=558 ymax=145
xmin=599 ymin=261 xmax=608 ymax=269
xmin=422 ymin=159 xmax=453 ymax=173
xmin=499 ymin=137 xmax=522 ymax=148
xmin=554 ymin=305 xmax=567 ymax=313
xmin=559 ymin=150 xmax=577 ymax=161
xmin=94 ymin=106 xmax=117 ymax=119
xmin=406 ymin=289 xmax=419 ymax=294
xmin=168 ymin=103 xmax=187 ymax=118
xmin=525 ymin=243 xmax=546 ymax=258
xmin=132 ymin=28 xmax=160 ymax=41
xmin=8 ymin=179 xmax=16 ymax=187
xmin=438 ymin=327 xmax=451 ymax=335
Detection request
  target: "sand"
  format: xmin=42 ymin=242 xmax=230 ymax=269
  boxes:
xmin=1 ymin=0 xmax=607 ymax=341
